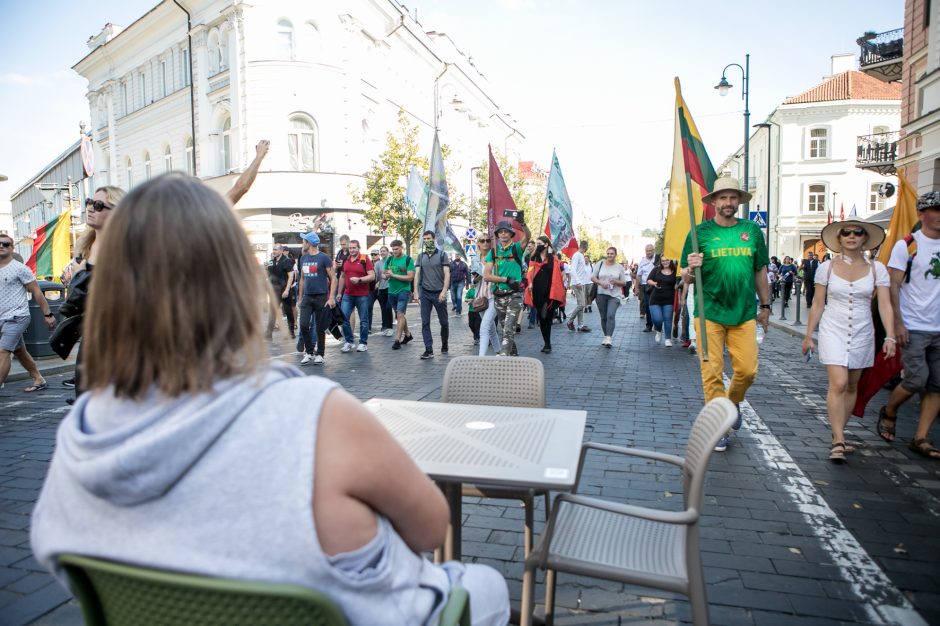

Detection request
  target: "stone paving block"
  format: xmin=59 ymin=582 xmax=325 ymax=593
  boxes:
xmin=6 ymin=572 xmax=57 ymax=595
xmin=2 ymin=580 xmax=71 ymax=626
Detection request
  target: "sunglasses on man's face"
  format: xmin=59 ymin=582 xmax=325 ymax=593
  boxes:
xmin=0 ymin=241 xmax=13 ymax=248
xmin=87 ymin=200 xmax=114 ymax=213
xmin=839 ymin=228 xmax=865 ymax=237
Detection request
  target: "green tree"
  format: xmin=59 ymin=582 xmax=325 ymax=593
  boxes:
xmin=576 ymin=225 xmax=613 ymax=263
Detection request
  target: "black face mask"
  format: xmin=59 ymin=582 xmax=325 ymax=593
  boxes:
xmin=536 ymin=243 xmax=546 ymax=252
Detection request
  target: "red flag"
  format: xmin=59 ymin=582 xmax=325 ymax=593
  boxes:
xmin=487 ymin=145 xmax=523 ymax=242
xmin=827 ymin=210 xmax=833 ymax=224
xmin=839 ymin=202 xmax=845 ymax=221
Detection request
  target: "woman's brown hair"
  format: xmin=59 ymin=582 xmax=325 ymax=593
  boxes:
xmin=83 ymin=173 xmax=267 ymax=399
xmin=78 ymin=186 xmax=126 ymax=260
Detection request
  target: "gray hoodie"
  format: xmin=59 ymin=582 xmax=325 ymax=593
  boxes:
xmin=30 ymin=362 xmax=454 ymax=625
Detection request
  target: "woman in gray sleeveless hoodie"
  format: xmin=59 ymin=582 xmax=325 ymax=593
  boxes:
xmin=30 ymin=174 xmax=509 ymax=626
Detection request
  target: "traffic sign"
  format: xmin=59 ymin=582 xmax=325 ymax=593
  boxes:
xmin=749 ymin=211 xmax=767 ymax=227
xmin=465 ymin=227 xmax=477 ymax=240
xmin=465 ymin=243 xmax=477 ymax=255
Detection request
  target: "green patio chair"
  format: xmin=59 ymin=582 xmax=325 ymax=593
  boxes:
xmin=59 ymin=554 xmax=470 ymax=626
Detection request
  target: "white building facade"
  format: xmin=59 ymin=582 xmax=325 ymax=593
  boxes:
xmin=720 ymin=57 xmax=900 ymax=259
xmin=72 ymin=0 xmax=522 ymax=259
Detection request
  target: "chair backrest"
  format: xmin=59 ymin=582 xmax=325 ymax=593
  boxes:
xmin=681 ymin=398 xmax=738 ymax=513
xmin=59 ymin=554 xmax=349 ymax=626
xmin=441 ymin=356 xmax=545 ymax=408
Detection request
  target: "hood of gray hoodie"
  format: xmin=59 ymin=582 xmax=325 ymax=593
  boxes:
xmin=56 ymin=361 xmax=303 ymax=506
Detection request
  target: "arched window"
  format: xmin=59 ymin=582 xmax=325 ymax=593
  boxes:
xmin=144 ymin=152 xmax=152 ymax=180
xmin=302 ymin=22 xmax=322 ymax=61
xmin=185 ymin=137 xmax=194 ymax=175
xmin=221 ymin=116 xmax=232 ymax=173
xmin=277 ymin=20 xmax=294 ymax=60
xmin=125 ymin=158 xmax=133 ymax=188
xmin=208 ymin=30 xmax=221 ymax=75
xmin=287 ymin=114 xmax=317 ymax=171
xmin=164 ymin=145 xmax=173 ymax=172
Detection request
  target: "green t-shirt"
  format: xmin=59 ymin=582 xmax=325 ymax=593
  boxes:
xmin=385 ymin=254 xmax=415 ymax=295
xmin=485 ymin=242 xmax=524 ymax=293
xmin=680 ymin=219 xmax=769 ymax=326
xmin=465 ymin=286 xmax=477 ymax=312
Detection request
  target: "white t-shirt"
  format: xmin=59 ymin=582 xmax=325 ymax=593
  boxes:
xmin=0 ymin=260 xmax=36 ymax=321
xmin=637 ymin=256 xmax=656 ymax=286
xmin=592 ymin=262 xmax=626 ymax=297
xmin=887 ymin=230 xmax=940 ymax=331
xmin=569 ymin=251 xmax=592 ymax=286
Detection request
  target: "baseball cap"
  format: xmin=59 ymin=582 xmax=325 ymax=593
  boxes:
xmin=300 ymin=232 xmax=320 ymax=246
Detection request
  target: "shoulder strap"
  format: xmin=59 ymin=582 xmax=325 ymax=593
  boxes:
xmin=904 ymin=233 xmax=918 ymax=283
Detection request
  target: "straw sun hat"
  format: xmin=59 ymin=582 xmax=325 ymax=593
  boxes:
xmin=701 ymin=176 xmax=753 ymax=205
xmin=820 ymin=220 xmax=885 ymax=253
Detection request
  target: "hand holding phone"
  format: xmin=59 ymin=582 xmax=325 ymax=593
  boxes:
xmin=805 ymin=349 xmax=814 ymax=362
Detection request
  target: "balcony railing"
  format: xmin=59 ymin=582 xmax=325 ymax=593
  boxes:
xmin=857 ymin=29 xmax=903 ymax=82
xmin=857 ymin=131 xmax=899 ymax=175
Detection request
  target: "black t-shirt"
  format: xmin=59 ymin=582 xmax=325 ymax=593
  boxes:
xmin=269 ymin=256 xmax=294 ymax=288
xmin=647 ymin=268 xmax=678 ymax=306
xmin=335 ymin=248 xmax=350 ymax=276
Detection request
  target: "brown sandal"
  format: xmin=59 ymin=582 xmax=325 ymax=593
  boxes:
xmin=829 ymin=442 xmax=847 ymax=464
xmin=877 ymin=406 xmax=897 ymax=443
xmin=909 ymin=438 xmax=940 ymax=460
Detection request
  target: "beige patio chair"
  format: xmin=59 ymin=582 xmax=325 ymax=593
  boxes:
xmin=519 ymin=397 xmax=738 ymax=626
xmin=441 ymin=355 xmax=549 ymax=557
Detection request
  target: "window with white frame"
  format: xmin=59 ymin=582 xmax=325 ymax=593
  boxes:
xmin=287 ymin=114 xmax=317 ymax=171
xmin=139 ymin=72 xmax=147 ymax=107
xmin=809 ymin=127 xmax=829 ymax=159
xmin=185 ymin=137 xmax=194 ymax=175
xmin=807 ymin=183 xmax=827 ymax=213
xmin=126 ymin=158 xmax=133 ymax=188
xmin=869 ymin=183 xmax=886 ymax=214
xmin=221 ymin=116 xmax=232 ymax=173
xmin=181 ymin=47 xmax=191 ymax=86
xmin=164 ymin=146 xmax=173 ymax=172
xmin=144 ymin=152 xmax=151 ymax=179
xmin=277 ymin=20 xmax=294 ymax=60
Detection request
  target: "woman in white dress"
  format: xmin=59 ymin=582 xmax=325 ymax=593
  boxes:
xmin=802 ymin=221 xmax=896 ymax=463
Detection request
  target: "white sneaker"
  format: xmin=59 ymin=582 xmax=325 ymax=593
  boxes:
xmin=665 ymin=338 xmax=673 ymax=347
xmin=384 ymin=329 xmax=394 ymax=337
xmin=654 ymin=331 xmax=662 ymax=344
xmin=313 ymin=355 xmax=324 ymax=365
xmin=300 ymin=354 xmax=312 ymax=365
xmin=341 ymin=342 xmax=352 ymax=353
xmin=356 ymin=344 xmax=368 ymax=352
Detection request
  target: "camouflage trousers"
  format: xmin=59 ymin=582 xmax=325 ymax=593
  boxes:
xmin=493 ymin=291 xmax=523 ymax=356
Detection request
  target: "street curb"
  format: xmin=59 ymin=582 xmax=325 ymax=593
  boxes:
xmin=769 ymin=319 xmax=808 ymax=339
xmin=6 ymin=360 xmax=75 ymax=383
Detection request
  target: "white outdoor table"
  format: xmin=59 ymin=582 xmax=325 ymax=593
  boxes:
xmin=364 ymin=398 xmax=587 ymax=562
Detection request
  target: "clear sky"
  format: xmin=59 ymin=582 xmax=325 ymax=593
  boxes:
xmin=0 ymin=0 xmax=903 ymax=229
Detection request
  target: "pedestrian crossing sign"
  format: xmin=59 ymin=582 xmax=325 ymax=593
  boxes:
xmin=749 ymin=211 xmax=767 ymax=227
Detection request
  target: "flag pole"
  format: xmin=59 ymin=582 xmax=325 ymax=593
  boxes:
xmin=685 ymin=172 xmax=709 ymax=361
xmin=539 ymin=149 xmax=554 ymax=232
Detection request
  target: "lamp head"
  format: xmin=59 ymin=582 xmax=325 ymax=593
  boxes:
xmin=714 ymin=76 xmax=732 ymax=96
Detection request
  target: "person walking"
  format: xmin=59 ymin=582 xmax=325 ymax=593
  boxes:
xmin=484 ymin=220 xmax=531 ymax=356
xmin=780 ymin=256 xmax=797 ymax=308
xmin=476 ymin=235 xmax=503 ymax=356
xmin=565 ymin=240 xmax=593 ymax=332
xmin=464 ymin=271 xmax=483 ymax=345
xmin=591 ymin=247 xmax=627 ymax=348
xmin=373 ymin=247 xmax=394 ymax=336
xmin=682 ymin=176 xmax=771 ymax=452
xmin=646 ymin=257 xmax=678 ymax=347
xmin=525 ymin=236 xmax=566 ymax=353
xmin=384 ymin=240 xmax=415 ymax=350
xmin=297 ymin=232 xmax=335 ymax=366
xmin=802 ymin=251 xmax=820 ymax=308
xmin=449 ymin=254 xmax=469 ymax=316
xmin=635 ymin=244 xmax=657 ymax=330
xmin=801 ymin=221 xmax=894 ymax=463
xmin=414 ymin=231 xmax=451 ymax=359
xmin=333 ymin=240 xmax=374 ymax=353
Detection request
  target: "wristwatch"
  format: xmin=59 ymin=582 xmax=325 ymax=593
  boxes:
xmin=44 ymin=313 xmax=54 ymax=318
xmin=758 ymin=304 xmax=771 ymax=310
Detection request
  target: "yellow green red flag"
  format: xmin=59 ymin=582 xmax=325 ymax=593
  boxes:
xmin=664 ymin=77 xmax=717 ymax=263
xmin=26 ymin=209 xmax=71 ymax=280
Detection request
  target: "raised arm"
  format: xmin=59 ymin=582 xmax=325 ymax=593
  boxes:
xmin=225 ymin=140 xmax=270 ymax=206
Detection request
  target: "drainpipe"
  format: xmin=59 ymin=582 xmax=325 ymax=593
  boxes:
xmin=172 ymin=0 xmax=197 ymax=176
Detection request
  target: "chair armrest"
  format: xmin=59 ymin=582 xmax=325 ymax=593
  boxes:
xmin=574 ymin=442 xmax=684 ymax=491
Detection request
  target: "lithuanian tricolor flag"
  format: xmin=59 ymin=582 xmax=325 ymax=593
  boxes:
xmin=663 ymin=78 xmax=717 ymax=262
xmin=26 ymin=209 xmax=71 ymax=280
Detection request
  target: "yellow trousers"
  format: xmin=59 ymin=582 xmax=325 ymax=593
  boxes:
xmin=694 ymin=318 xmax=758 ymax=405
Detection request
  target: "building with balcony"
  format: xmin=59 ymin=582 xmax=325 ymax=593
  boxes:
xmin=857 ymin=28 xmax=903 ymax=83
xmin=67 ymin=0 xmax=522 ymax=261
xmin=720 ymin=55 xmax=900 ymax=259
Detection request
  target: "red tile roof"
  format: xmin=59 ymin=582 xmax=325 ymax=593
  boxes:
xmin=783 ymin=71 xmax=901 ymax=104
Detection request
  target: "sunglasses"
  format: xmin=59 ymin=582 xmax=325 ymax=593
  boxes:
xmin=477 ymin=239 xmax=489 ymax=244
xmin=87 ymin=200 xmax=114 ymax=213
xmin=839 ymin=228 xmax=865 ymax=237
xmin=0 ymin=241 xmax=12 ymax=248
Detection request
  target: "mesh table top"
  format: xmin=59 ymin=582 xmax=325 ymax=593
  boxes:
xmin=364 ymin=399 xmax=586 ymax=489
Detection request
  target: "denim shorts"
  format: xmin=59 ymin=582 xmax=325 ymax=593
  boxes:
xmin=0 ymin=315 xmax=29 ymax=352
xmin=388 ymin=291 xmax=412 ymax=313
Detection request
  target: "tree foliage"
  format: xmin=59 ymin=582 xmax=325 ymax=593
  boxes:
xmin=576 ymin=225 xmax=614 ymax=263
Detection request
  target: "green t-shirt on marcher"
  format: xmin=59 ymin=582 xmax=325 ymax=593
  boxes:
xmin=680 ymin=219 xmax=769 ymax=327
xmin=485 ymin=241 xmax=524 ymax=294
xmin=385 ymin=254 xmax=415 ymax=295
xmin=464 ymin=286 xmax=477 ymax=313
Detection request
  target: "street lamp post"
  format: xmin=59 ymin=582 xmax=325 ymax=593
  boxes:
xmin=715 ymin=53 xmax=751 ymax=213
xmin=469 ymin=166 xmax=481 ymax=230
xmin=753 ymin=122 xmax=774 ymax=251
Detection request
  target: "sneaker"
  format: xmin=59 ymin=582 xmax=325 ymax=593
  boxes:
xmin=401 ymin=334 xmax=413 ymax=345
xmin=682 ymin=340 xmax=692 ymax=348
xmin=420 ymin=349 xmax=434 ymax=359
xmin=384 ymin=328 xmax=394 ymax=337
xmin=516 ymin=325 xmax=522 ymax=333
xmin=356 ymin=344 xmax=368 ymax=352
xmin=441 ymin=344 xmax=448 ymax=354
xmin=567 ymin=321 xmax=575 ymax=331
xmin=313 ymin=355 xmax=324 ymax=365
xmin=473 ymin=339 xmax=480 ymax=345
xmin=341 ymin=342 xmax=352 ymax=353
xmin=654 ymin=331 xmax=662 ymax=344
xmin=664 ymin=339 xmax=673 ymax=347
xmin=689 ymin=343 xmax=697 ymax=355
xmin=578 ymin=325 xmax=590 ymax=332
xmin=392 ymin=340 xmax=402 ymax=350
xmin=732 ymin=405 xmax=743 ymax=431
xmin=63 ymin=378 xmax=76 ymax=389
xmin=541 ymin=346 xmax=552 ymax=353
xmin=642 ymin=327 xmax=652 ymax=333
xmin=714 ymin=434 xmax=729 ymax=452
xmin=300 ymin=353 xmax=312 ymax=365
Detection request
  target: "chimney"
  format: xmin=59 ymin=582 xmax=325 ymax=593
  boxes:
xmin=830 ymin=53 xmax=855 ymax=75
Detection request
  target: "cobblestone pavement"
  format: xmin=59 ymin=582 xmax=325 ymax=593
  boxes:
xmin=1 ymin=297 xmax=939 ymax=626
